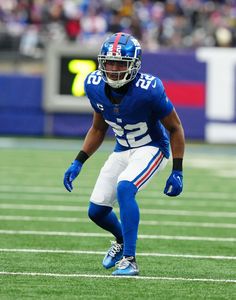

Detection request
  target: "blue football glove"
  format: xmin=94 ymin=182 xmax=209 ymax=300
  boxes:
xmin=164 ymin=170 xmax=183 ymax=197
xmin=63 ymin=160 xmax=83 ymax=192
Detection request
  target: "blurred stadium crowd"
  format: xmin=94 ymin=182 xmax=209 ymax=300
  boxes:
xmin=0 ymin=0 xmax=235 ymax=58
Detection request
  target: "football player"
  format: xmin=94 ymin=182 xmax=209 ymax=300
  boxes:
xmin=64 ymin=32 xmax=185 ymax=276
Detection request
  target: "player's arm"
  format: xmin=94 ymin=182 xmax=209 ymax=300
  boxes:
xmin=161 ymin=109 xmax=185 ymax=196
xmin=63 ymin=112 xmax=108 ymax=192
xmin=161 ymin=108 xmax=185 ymax=161
xmin=80 ymin=112 xmax=109 ymax=157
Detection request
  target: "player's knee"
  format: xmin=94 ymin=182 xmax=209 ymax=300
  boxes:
xmin=88 ymin=202 xmax=112 ymax=222
xmin=117 ymin=181 xmax=137 ymax=203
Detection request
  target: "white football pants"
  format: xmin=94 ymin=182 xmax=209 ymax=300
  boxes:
xmin=90 ymin=146 xmax=168 ymax=207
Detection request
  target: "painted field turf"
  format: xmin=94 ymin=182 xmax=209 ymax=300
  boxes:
xmin=0 ymin=138 xmax=235 ymax=299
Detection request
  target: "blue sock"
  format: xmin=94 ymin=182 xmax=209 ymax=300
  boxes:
xmin=117 ymin=181 xmax=139 ymax=257
xmin=88 ymin=202 xmax=123 ymax=243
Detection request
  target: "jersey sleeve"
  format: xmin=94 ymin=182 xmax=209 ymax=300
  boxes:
xmin=84 ymin=72 xmax=101 ymax=113
xmin=151 ymin=78 xmax=173 ymax=119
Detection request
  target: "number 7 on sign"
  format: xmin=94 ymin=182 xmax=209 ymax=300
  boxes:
xmin=68 ymin=60 xmax=96 ymax=97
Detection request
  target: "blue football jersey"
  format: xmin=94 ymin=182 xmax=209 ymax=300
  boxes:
xmin=84 ymin=71 xmax=174 ymax=158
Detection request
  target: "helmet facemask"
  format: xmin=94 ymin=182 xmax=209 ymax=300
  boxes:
xmin=98 ymin=56 xmax=141 ymax=89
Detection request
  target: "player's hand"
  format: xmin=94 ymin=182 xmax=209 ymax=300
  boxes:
xmin=63 ymin=160 xmax=83 ymax=192
xmin=164 ymin=171 xmax=183 ymax=197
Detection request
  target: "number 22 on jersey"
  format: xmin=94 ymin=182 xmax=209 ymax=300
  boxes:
xmin=105 ymin=120 xmax=152 ymax=147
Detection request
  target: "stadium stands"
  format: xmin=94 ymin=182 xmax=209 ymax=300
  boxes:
xmin=0 ymin=0 xmax=235 ymax=58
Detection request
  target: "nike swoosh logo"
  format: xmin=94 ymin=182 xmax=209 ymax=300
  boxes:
xmin=173 ymin=175 xmax=182 ymax=186
xmin=152 ymin=80 xmax=157 ymax=88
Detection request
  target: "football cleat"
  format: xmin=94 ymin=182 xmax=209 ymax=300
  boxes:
xmin=102 ymin=241 xmax=123 ymax=269
xmin=112 ymin=257 xmax=139 ymax=276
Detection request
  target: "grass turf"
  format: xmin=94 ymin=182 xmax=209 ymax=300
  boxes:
xmin=0 ymin=138 xmax=235 ymax=299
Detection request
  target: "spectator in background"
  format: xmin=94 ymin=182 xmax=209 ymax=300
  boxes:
xmin=0 ymin=0 xmax=236 ymax=58
xmin=107 ymin=11 xmax=123 ymax=34
xmin=80 ymin=5 xmax=107 ymax=42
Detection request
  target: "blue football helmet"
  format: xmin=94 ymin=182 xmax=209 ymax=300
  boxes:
xmin=98 ymin=32 xmax=142 ymax=88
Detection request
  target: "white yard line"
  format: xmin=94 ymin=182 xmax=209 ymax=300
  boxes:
xmin=0 ymin=215 xmax=236 ymax=229
xmin=0 ymin=203 xmax=235 ymax=218
xmin=0 ymin=185 xmax=236 ymax=201
xmin=0 ymin=215 xmax=90 ymax=223
xmin=0 ymin=186 xmax=64 ymax=193
xmin=0 ymin=230 xmax=235 ymax=242
xmin=141 ymin=199 xmax=236 ymax=208
xmin=0 ymin=194 xmax=81 ymax=203
xmin=140 ymin=208 xmax=236 ymax=218
xmin=1 ymin=193 xmax=236 ymax=209
xmin=140 ymin=220 xmax=236 ymax=229
xmin=0 ymin=248 xmax=235 ymax=260
xmin=0 ymin=204 xmax=87 ymax=212
xmin=144 ymin=191 xmax=236 ymax=200
xmin=0 ymin=271 xmax=235 ymax=283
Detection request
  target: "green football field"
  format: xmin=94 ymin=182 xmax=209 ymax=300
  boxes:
xmin=0 ymin=137 xmax=235 ymax=299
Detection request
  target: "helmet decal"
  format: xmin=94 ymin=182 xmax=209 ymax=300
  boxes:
xmin=111 ymin=32 xmax=123 ymax=56
xmin=107 ymin=44 xmax=122 ymax=57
